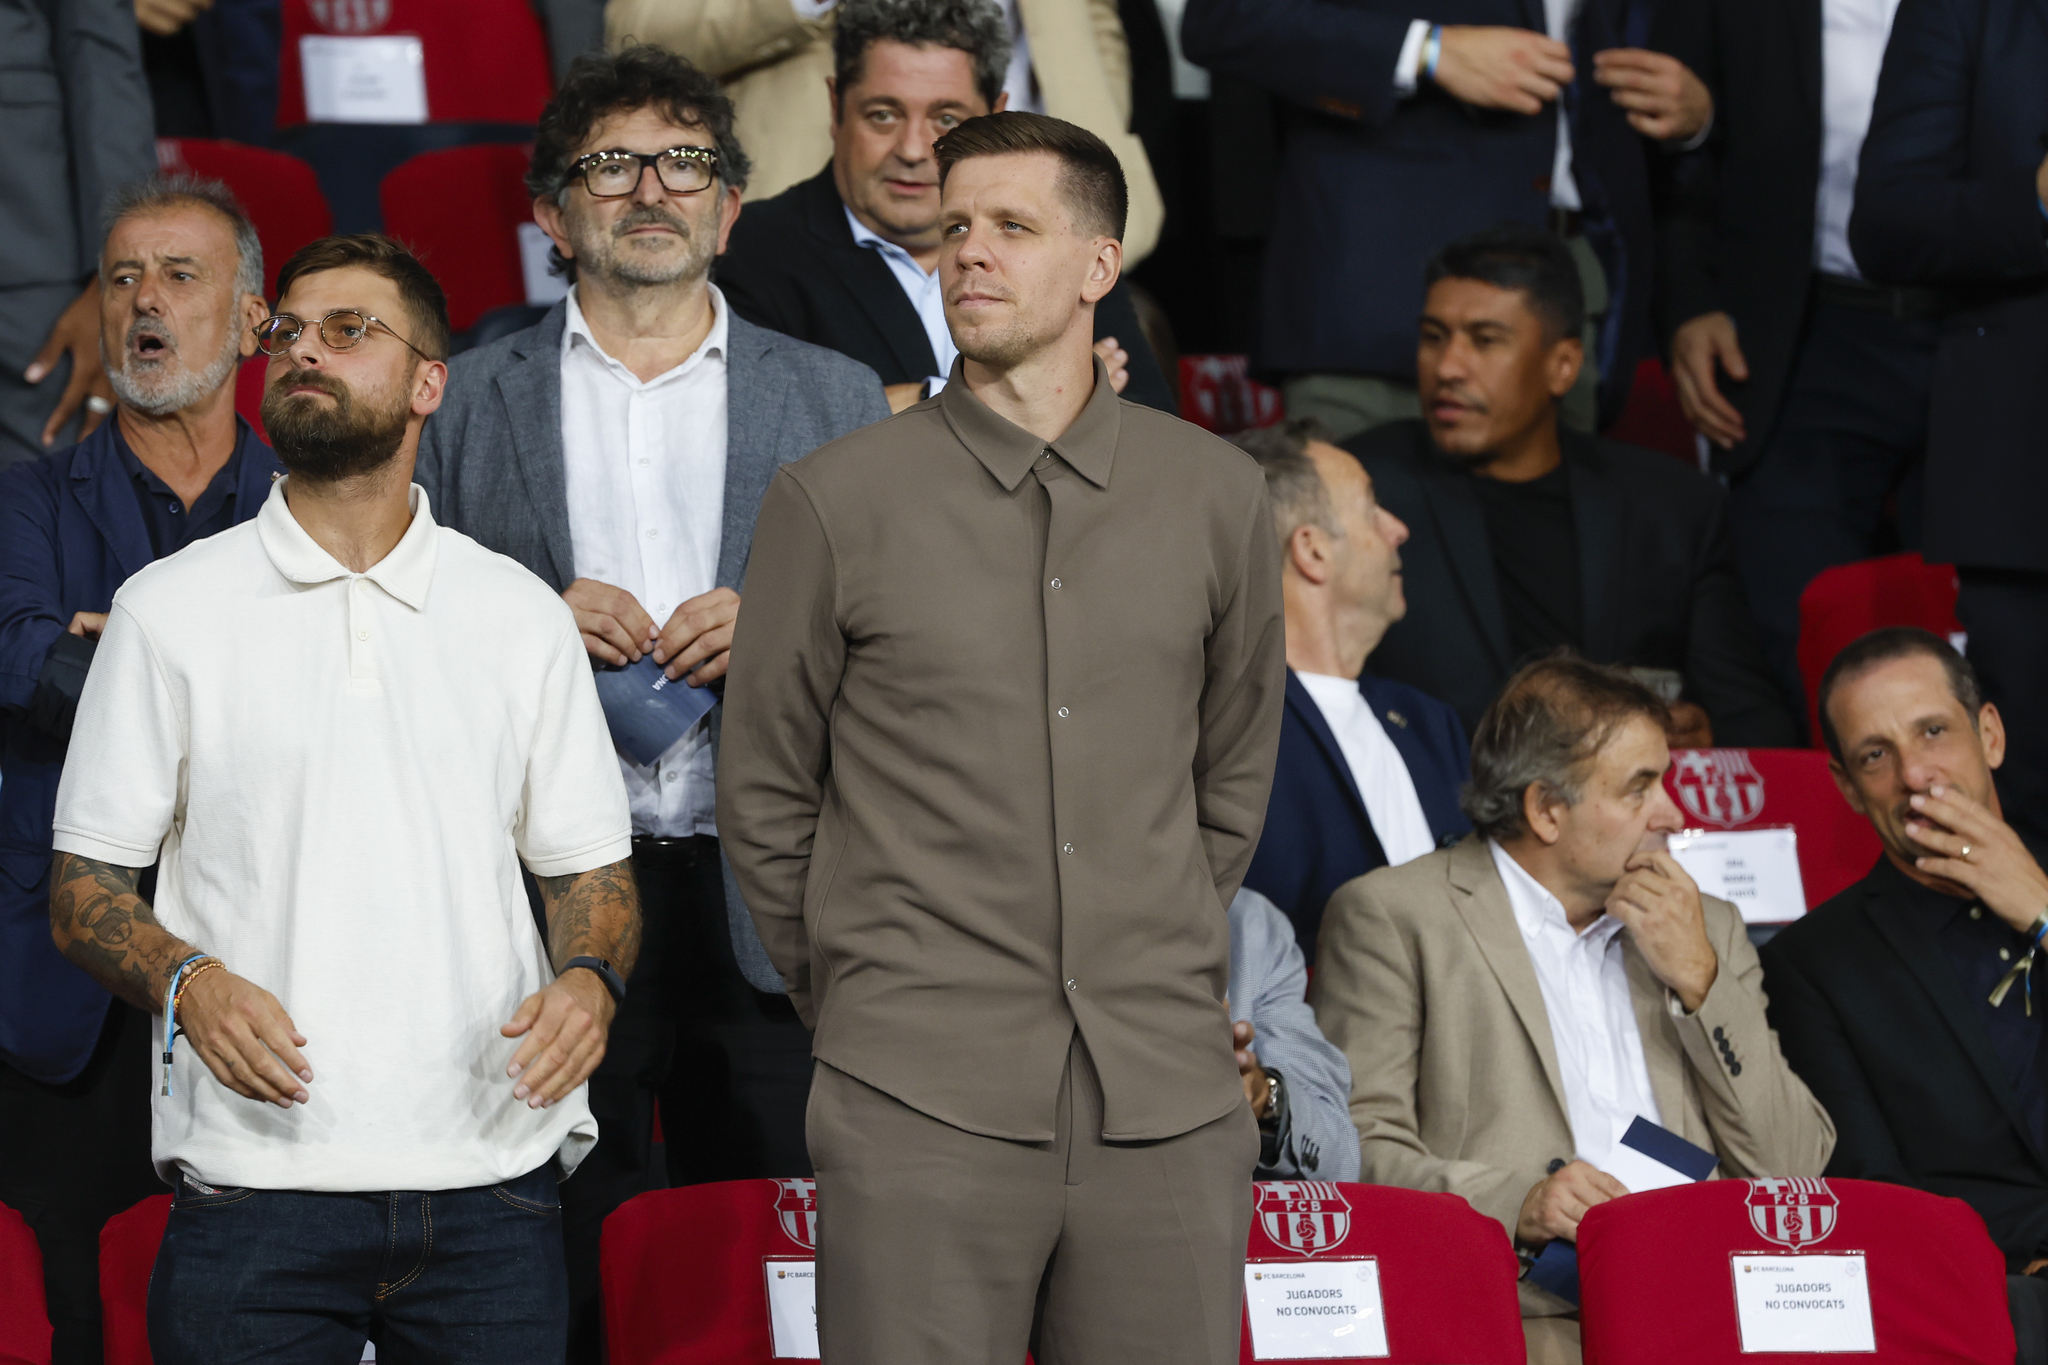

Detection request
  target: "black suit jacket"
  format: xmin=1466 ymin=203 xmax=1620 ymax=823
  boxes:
xmin=1762 ymin=860 xmax=2048 ymax=1268
xmin=1348 ymin=419 xmax=1794 ymax=744
xmin=715 ymin=165 xmax=1177 ymax=413
xmin=1849 ymin=0 xmax=2048 ymax=572
xmin=1181 ymin=0 xmax=1656 ymax=424
xmin=1648 ymin=0 xmax=1827 ymax=475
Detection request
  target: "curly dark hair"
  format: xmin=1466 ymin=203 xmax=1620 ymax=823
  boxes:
xmin=526 ymin=43 xmax=752 ymax=204
xmin=832 ymin=0 xmax=1010 ymax=112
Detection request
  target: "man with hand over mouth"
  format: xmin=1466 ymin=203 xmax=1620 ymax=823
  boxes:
xmin=1313 ymin=655 xmax=1832 ymax=1364
xmin=49 ymin=233 xmax=638 ymax=1364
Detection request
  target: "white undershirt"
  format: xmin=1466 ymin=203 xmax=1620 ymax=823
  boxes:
xmin=559 ymin=286 xmax=727 ymax=838
xmin=1293 ymin=671 xmax=1437 ymax=866
xmin=846 ymin=205 xmax=954 ymax=396
xmin=1815 ymin=0 xmax=1904 ymax=278
xmin=1490 ymin=839 xmax=1661 ymax=1169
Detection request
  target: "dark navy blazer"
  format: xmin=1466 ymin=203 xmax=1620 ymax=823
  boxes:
xmin=0 ymin=419 xmax=280 ymax=1083
xmin=1244 ymin=669 xmax=1471 ymax=959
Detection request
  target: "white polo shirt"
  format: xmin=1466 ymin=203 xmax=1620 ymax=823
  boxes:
xmin=52 ymin=479 xmax=633 ymax=1193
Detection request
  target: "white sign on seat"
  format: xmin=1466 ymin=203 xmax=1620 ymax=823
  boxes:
xmin=1670 ymin=827 xmax=1807 ymax=924
xmin=1730 ymin=1253 xmax=1875 ymax=1353
xmin=1244 ymin=1258 xmax=1389 ymax=1360
xmin=301 ymin=35 xmax=428 ymax=123
xmin=763 ymin=1257 xmax=819 ymax=1358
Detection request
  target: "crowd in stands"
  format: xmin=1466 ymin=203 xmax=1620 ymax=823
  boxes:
xmin=3 ymin=0 xmax=2048 ymax=1363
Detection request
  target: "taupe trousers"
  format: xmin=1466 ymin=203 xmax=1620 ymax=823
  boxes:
xmin=807 ymin=1035 xmax=1260 ymax=1365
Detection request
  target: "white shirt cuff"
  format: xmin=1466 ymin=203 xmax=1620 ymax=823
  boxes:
xmin=791 ymin=0 xmax=837 ymax=18
xmin=1671 ymin=110 xmax=1714 ymax=153
xmin=1394 ymin=19 xmax=1432 ymax=97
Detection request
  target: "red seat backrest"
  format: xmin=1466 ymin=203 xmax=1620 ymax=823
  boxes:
xmin=99 ymin=1195 xmax=169 ymax=1365
xmin=1797 ymin=554 xmax=1962 ymax=747
xmin=0 ymin=1202 xmax=52 ymax=1365
xmin=1578 ymin=1177 xmax=2011 ymax=1365
xmin=380 ymin=144 xmax=534 ymax=332
xmin=277 ymin=0 xmax=552 ymax=129
xmin=1663 ymin=748 xmax=1881 ymax=910
xmin=604 ymin=1178 xmax=817 ymax=1365
xmin=1241 ymin=1181 xmax=1525 ymax=1365
xmin=1603 ymin=359 xmax=1701 ymax=467
xmin=234 ymin=356 xmax=270 ymax=443
xmin=1180 ymin=355 xmax=1282 ymax=434
xmin=155 ymin=139 xmax=333 ymax=297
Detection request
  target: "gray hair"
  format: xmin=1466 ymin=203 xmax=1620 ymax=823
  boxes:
xmin=1232 ymin=418 xmax=1342 ymax=550
xmin=1461 ymin=654 xmax=1672 ymax=841
xmin=832 ymin=0 xmax=1011 ymax=111
xmin=102 ymin=174 xmax=265 ymax=301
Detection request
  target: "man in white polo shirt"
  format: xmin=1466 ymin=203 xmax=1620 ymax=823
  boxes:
xmin=47 ymin=233 xmax=639 ymax=1365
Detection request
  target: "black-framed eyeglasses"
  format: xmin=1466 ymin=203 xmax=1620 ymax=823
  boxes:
xmin=566 ymin=146 xmax=720 ymax=198
xmin=254 ymin=310 xmax=431 ymax=361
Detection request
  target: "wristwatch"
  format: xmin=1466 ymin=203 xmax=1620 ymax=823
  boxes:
xmin=561 ymin=956 xmax=627 ymax=1005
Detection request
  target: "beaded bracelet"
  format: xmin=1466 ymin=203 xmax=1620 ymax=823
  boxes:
xmin=161 ymin=954 xmax=222 ymax=1096
xmin=173 ymin=958 xmax=225 ymax=1023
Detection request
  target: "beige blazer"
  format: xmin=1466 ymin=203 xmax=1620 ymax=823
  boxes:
xmin=604 ymin=0 xmax=1164 ymax=263
xmin=1311 ymin=838 xmax=1836 ymax=1319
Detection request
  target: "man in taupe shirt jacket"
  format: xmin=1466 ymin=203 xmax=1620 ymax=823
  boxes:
xmin=1312 ymin=657 xmax=1834 ymax=1365
xmin=718 ymin=111 xmax=1284 ymax=1365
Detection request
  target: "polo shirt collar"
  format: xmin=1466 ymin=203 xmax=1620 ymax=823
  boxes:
xmin=256 ymin=476 xmax=440 ymax=609
xmin=937 ymin=354 xmax=1121 ymax=491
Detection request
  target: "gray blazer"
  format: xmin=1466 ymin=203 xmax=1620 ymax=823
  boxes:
xmin=2 ymin=0 xmax=156 ymax=289
xmin=1230 ymin=888 xmax=1361 ymax=1182
xmin=414 ymin=298 xmax=890 ymax=991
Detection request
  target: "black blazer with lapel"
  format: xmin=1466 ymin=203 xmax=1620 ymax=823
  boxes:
xmin=1347 ymin=418 xmax=1794 ymax=745
xmin=1848 ymin=0 xmax=2048 ymax=573
xmin=1761 ymin=861 xmax=2048 ymax=1267
xmin=1648 ymin=0 xmax=1826 ymax=475
xmin=715 ymin=165 xmax=1178 ymax=413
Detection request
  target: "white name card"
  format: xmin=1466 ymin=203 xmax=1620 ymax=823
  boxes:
xmin=1670 ymin=827 xmax=1807 ymax=924
xmin=1731 ymin=1254 xmax=1875 ymax=1353
xmin=517 ymin=223 xmax=571 ymax=306
xmin=1244 ymin=1259 xmax=1389 ymax=1360
xmin=301 ymin=35 xmax=428 ymax=124
xmin=762 ymin=1258 xmax=819 ymax=1359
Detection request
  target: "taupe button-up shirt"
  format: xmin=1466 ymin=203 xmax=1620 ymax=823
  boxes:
xmin=718 ymin=362 xmax=1285 ymax=1142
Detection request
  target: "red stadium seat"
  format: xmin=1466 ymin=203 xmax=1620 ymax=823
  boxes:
xmin=1181 ymin=355 xmax=1282 ymax=434
xmin=1578 ymin=1177 xmax=2011 ymax=1365
xmin=604 ymin=1178 xmax=819 ymax=1364
xmin=380 ymin=144 xmax=535 ymax=333
xmin=234 ymin=356 xmax=270 ymax=444
xmin=1604 ymin=358 xmax=1702 ymax=467
xmin=1241 ymin=1181 xmax=1524 ymax=1365
xmin=1797 ymin=554 xmax=1962 ymax=748
xmin=276 ymin=0 xmax=552 ymax=129
xmin=155 ymin=139 xmax=333 ymax=296
xmin=1664 ymin=748 xmax=1881 ymax=912
xmin=99 ymin=1195 xmax=169 ymax=1365
xmin=0 ymin=1202 xmax=52 ymax=1365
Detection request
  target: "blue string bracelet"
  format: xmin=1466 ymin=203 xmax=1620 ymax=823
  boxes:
xmin=162 ymin=953 xmax=213 ymax=1096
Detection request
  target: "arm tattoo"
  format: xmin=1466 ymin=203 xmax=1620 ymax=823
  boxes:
xmin=48 ymin=853 xmax=199 ymax=1012
xmin=536 ymin=858 xmax=642 ymax=978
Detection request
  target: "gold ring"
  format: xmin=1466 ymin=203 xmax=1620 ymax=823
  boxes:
xmin=1961 ymin=843 xmax=1973 ymax=859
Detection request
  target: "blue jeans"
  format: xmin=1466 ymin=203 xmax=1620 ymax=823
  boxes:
xmin=147 ymin=1165 xmax=568 ymax=1364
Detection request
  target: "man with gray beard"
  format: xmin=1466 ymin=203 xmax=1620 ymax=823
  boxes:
xmin=0 ymin=174 xmax=281 ymax=1365
xmin=413 ymin=43 xmax=889 ymax=1361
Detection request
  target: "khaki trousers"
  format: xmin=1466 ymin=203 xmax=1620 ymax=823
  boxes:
xmin=807 ymin=1036 xmax=1259 ymax=1365
xmin=1524 ymin=1314 xmax=1583 ymax=1365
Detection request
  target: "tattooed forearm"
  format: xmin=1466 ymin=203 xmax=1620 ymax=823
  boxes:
xmin=536 ymin=858 xmax=642 ymax=978
xmin=49 ymin=853 xmax=201 ymax=1012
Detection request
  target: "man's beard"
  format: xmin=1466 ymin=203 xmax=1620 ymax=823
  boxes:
xmin=569 ymin=203 xmax=717 ymax=288
xmin=259 ymin=368 xmax=410 ymax=483
xmin=104 ymin=317 xmax=242 ymax=417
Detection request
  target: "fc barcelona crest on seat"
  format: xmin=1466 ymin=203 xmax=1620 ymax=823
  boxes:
xmin=1672 ymin=749 xmax=1769 ymax=828
xmin=1255 ymin=1180 xmax=1353 ymax=1258
xmin=1746 ymin=1176 xmax=1839 ymax=1248
xmin=773 ymin=1177 xmax=817 ymax=1251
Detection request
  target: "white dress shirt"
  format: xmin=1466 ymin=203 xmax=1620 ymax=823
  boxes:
xmin=1294 ymin=671 xmax=1437 ymax=866
xmin=845 ymin=205 xmax=955 ymax=395
xmin=53 ymin=482 xmax=630 ymax=1191
xmin=1395 ymin=2 xmax=1583 ymax=210
xmin=559 ymin=286 xmax=728 ymax=838
xmin=1815 ymin=0 xmax=1904 ymax=278
xmin=1490 ymin=840 xmax=1661 ymax=1170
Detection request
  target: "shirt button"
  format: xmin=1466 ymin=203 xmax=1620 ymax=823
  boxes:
xmin=665 ymin=771 xmax=678 ymax=783
xmin=1065 ymin=979 xmax=1077 ymax=991
xmin=356 ymin=629 xmax=369 ymax=640
xmin=1971 ymin=907 xmax=1984 ymax=919
xmin=647 ymin=528 xmax=659 ymax=538
xmin=1062 ymin=842 xmax=1075 ymax=855
xmin=1057 ymin=707 xmax=1070 ymax=718
xmin=1050 ymin=578 xmax=1062 ymax=590
xmin=2001 ymin=947 xmax=2013 ymax=961
xmin=639 ymin=458 xmax=650 ymax=466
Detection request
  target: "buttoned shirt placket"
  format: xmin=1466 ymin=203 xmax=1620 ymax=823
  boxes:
xmin=1033 ymin=446 xmax=1089 ymax=1003
xmin=346 ymin=575 xmax=380 ymax=695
